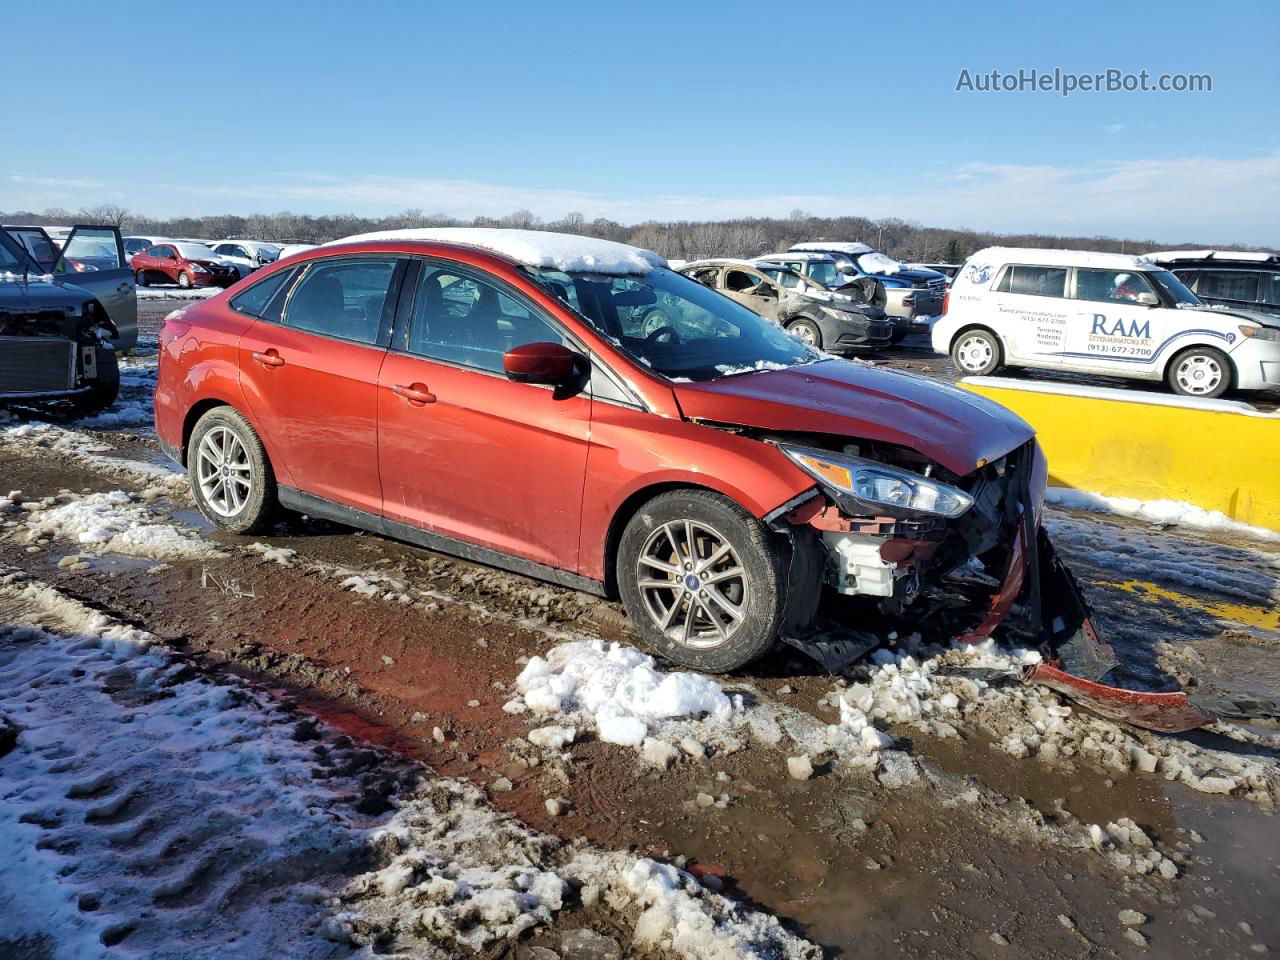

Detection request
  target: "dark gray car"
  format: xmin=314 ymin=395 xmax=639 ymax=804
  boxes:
xmin=1147 ymin=250 xmax=1280 ymax=318
xmin=0 ymin=228 xmax=121 ymax=413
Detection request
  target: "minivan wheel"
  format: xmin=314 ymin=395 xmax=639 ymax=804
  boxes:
xmin=1168 ymin=346 xmax=1231 ymax=399
xmin=188 ymin=407 xmax=276 ymax=534
xmin=616 ymin=489 xmax=787 ymax=673
xmin=786 ymin=317 xmax=823 ymax=349
xmin=952 ymin=328 xmax=1002 ymax=376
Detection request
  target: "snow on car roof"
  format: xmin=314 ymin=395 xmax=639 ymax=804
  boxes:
xmin=968 ymin=246 xmax=1159 ymax=271
xmin=754 ymin=251 xmax=837 ymax=262
xmin=790 ymin=241 xmax=874 ymax=255
xmin=328 ymin=228 xmax=666 ymax=274
xmin=1147 ymin=249 xmax=1279 ymax=264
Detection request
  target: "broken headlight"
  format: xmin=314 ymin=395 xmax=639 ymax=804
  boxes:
xmin=779 ymin=444 xmax=974 ymax=518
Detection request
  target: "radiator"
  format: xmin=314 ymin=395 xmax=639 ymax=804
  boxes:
xmin=0 ymin=336 xmax=76 ymax=394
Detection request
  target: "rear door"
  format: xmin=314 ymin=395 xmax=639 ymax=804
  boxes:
xmin=237 ymin=255 xmax=407 ymax=515
xmin=377 ymin=259 xmax=591 ymax=569
xmin=55 ymin=225 xmax=138 ymax=350
xmin=989 ymin=264 xmax=1070 ymax=363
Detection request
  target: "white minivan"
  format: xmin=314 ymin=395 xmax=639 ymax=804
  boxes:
xmin=932 ymin=247 xmax=1280 ymax=398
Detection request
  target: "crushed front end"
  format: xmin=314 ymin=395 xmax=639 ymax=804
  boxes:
xmin=769 ymin=437 xmax=1214 ymax=734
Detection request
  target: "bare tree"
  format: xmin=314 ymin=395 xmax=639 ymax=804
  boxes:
xmin=77 ymin=204 xmax=130 ymax=227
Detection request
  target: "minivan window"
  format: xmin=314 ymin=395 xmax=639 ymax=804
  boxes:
xmin=1197 ymin=270 xmax=1260 ymax=302
xmin=284 ymin=257 xmax=400 ymax=345
xmin=997 ymin=265 xmax=1066 ymax=298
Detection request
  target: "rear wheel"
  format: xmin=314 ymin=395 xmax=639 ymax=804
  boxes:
xmin=188 ymin=407 xmax=277 ymax=534
xmin=177 ymin=271 xmax=192 ymax=289
xmin=134 ymin=270 xmax=148 ymax=288
xmin=1167 ymin=346 xmax=1231 ymax=399
xmin=616 ymin=490 xmax=787 ymax=673
xmin=786 ymin=317 xmax=823 ymax=350
xmin=952 ymin=328 xmax=1002 ymax=376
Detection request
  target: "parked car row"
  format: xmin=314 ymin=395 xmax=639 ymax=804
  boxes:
xmin=125 ymin=235 xmax=283 ymax=288
xmin=932 ymin=246 xmax=1280 ymax=398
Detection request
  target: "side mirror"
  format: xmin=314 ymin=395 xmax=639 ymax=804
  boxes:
xmin=1136 ymin=291 xmax=1159 ymax=306
xmin=837 ymin=262 xmax=856 ymax=274
xmin=503 ymin=341 xmax=580 ymax=386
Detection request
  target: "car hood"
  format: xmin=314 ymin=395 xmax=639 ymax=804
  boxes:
xmin=672 ymin=358 xmax=1034 ymax=477
xmin=0 ymin=274 xmax=93 ymax=313
xmin=1187 ymin=304 xmax=1280 ymax=328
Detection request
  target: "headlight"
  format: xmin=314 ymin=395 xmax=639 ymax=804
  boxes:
xmin=192 ymin=263 xmax=208 ymax=273
xmin=1239 ymin=324 xmax=1280 ymax=342
xmin=779 ymin=444 xmax=974 ymax=518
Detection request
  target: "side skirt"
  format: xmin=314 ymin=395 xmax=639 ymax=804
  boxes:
xmin=276 ymin=486 xmax=608 ymax=598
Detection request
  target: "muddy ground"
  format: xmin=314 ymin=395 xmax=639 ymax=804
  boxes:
xmin=0 ymin=302 xmax=1277 ymax=958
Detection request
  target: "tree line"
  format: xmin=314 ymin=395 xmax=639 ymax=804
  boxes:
xmin=3 ymin=203 xmax=1268 ymax=263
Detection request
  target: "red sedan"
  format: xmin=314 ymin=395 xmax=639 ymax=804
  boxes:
xmin=151 ymin=229 xmax=1210 ymax=730
xmin=132 ymin=241 xmax=240 ymax=289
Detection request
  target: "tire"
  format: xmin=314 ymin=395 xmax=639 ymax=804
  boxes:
xmin=1167 ymin=346 xmax=1231 ymax=399
xmin=187 ymin=407 xmax=277 ymax=535
xmin=890 ymin=330 xmax=909 ymax=345
xmin=134 ymin=270 xmax=148 ymax=288
xmin=616 ymin=489 xmax=788 ymax=673
xmin=177 ymin=271 xmax=192 ymax=289
xmin=786 ymin=317 xmax=823 ymax=350
xmin=71 ymin=347 xmax=119 ymax=416
xmin=951 ymin=328 xmax=1002 ymax=376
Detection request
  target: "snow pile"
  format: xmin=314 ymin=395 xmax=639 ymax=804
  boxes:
xmin=713 ymin=359 xmax=797 ymax=377
xmin=512 ymin=640 xmax=737 ymax=748
xmin=250 ymin=541 xmax=298 ymax=565
xmin=565 ymin=853 xmax=821 ymax=960
xmin=21 ymin=490 xmax=217 ymax=559
xmin=135 ymin=285 xmax=221 ymax=300
xmin=329 ymin=228 xmax=666 ymax=274
xmin=1047 ymin=487 xmax=1280 ymax=543
xmin=0 ymin=422 xmax=182 ymax=486
xmin=856 ymin=252 xmax=901 ymax=275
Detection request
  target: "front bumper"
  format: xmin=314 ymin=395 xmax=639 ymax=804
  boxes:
xmin=1229 ymin=337 xmax=1280 ymax=390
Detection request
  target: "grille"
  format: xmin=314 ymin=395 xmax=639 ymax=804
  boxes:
xmin=0 ymin=337 xmax=75 ymax=394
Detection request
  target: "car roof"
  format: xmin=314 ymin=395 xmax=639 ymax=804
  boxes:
xmin=1146 ymin=249 xmax=1279 ymax=266
xmin=969 ymin=246 xmax=1160 ymax=271
xmin=326 ymin=228 xmax=666 ymax=275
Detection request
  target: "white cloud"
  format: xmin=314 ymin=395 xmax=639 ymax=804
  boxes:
xmin=1106 ymin=123 xmax=1125 ymax=134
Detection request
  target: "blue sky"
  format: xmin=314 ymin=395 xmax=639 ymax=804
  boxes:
xmin=4 ymin=0 xmax=1277 ymax=244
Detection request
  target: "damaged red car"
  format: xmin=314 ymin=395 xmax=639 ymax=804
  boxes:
xmin=154 ymin=229 xmax=1211 ymax=734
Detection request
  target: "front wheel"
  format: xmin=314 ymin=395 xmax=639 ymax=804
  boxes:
xmin=616 ymin=490 xmax=787 ymax=673
xmin=1167 ymin=346 xmax=1231 ymax=399
xmin=952 ymin=328 xmax=1002 ymax=376
xmin=188 ymin=407 xmax=277 ymax=534
xmin=71 ymin=347 xmax=119 ymax=416
xmin=786 ymin=317 xmax=823 ymax=350
xmin=177 ymin=271 xmax=192 ymax=289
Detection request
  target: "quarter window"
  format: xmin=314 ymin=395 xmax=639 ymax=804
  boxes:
xmin=996 ymin=265 xmax=1067 ymax=298
xmin=1074 ymin=268 xmax=1156 ymax=303
xmin=405 ymin=266 xmax=566 ymax=373
xmin=1197 ymin=270 xmax=1260 ymax=302
xmin=284 ymin=257 xmax=400 ymax=345
xmin=229 ymin=269 xmax=294 ymax=318
xmin=1261 ymin=273 xmax=1280 ymax=306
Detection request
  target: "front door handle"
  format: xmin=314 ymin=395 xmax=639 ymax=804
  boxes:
xmin=252 ymin=349 xmax=285 ymax=369
xmin=392 ymin=382 xmax=436 ymax=405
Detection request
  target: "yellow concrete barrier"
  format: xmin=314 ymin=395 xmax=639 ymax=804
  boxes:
xmin=959 ymin=377 xmax=1280 ymax=533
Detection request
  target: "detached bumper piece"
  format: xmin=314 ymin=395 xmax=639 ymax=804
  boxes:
xmin=972 ymin=525 xmax=1215 ymax=734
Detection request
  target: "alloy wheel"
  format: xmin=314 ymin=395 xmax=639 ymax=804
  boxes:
xmin=195 ymin=425 xmax=253 ymax=517
xmin=1174 ymin=354 xmax=1223 ymax=396
xmin=636 ymin=519 xmax=749 ymax=649
xmin=791 ymin=322 xmax=819 ymax=345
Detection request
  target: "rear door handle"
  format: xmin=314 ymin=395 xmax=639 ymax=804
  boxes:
xmin=252 ymin=349 xmax=285 ymax=369
xmin=392 ymin=382 xmax=436 ymax=405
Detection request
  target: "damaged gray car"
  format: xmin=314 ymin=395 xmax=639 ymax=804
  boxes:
xmin=679 ymin=259 xmax=893 ymax=353
xmin=0 ymin=227 xmax=122 ymax=415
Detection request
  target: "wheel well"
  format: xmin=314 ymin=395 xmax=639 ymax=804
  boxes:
xmin=1162 ymin=342 xmax=1237 ymax=387
xmin=601 ymin=481 xmax=734 ymax=599
xmin=180 ymin=399 xmax=232 ymax=466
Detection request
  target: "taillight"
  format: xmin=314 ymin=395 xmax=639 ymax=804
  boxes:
xmin=942 ymin=289 xmax=950 ymax=315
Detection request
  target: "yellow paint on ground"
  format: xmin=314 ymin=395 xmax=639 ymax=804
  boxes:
xmin=960 ymin=381 xmax=1280 ymax=533
xmin=1103 ymin=579 xmax=1280 ymax=633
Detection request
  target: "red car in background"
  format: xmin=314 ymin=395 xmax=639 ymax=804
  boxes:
xmin=151 ymin=228 xmax=1210 ymax=732
xmin=132 ymin=241 xmax=240 ymax=289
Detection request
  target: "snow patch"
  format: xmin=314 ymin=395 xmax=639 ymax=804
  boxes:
xmin=19 ymin=490 xmax=216 ymax=559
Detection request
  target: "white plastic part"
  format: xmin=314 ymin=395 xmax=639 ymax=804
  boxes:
xmin=821 ymin=532 xmax=899 ymax=598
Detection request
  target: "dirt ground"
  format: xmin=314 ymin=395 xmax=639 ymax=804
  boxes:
xmin=2 ymin=300 xmax=1278 ymax=958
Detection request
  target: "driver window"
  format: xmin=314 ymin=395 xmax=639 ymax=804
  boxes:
xmin=406 ymin=267 xmax=566 ymax=373
xmin=724 ymin=270 xmax=765 ymax=293
xmin=1074 ymin=268 xmax=1155 ymax=304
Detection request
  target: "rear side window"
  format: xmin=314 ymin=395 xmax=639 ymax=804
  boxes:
xmin=996 ymin=265 xmax=1066 ymax=298
xmin=230 ymin=269 xmax=294 ymax=318
xmin=1197 ymin=270 xmax=1260 ymax=302
xmin=284 ymin=257 xmax=401 ymax=345
xmin=1262 ymin=272 xmax=1280 ymax=306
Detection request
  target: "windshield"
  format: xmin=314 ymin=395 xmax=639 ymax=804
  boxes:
xmin=526 ymin=267 xmax=818 ymax=382
xmin=175 ymin=243 xmax=219 ymax=260
xmin=1147 ymin=269 xmax=1200 ymax=307
xmin=0 ymin=229 xmax=39 ymax=274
